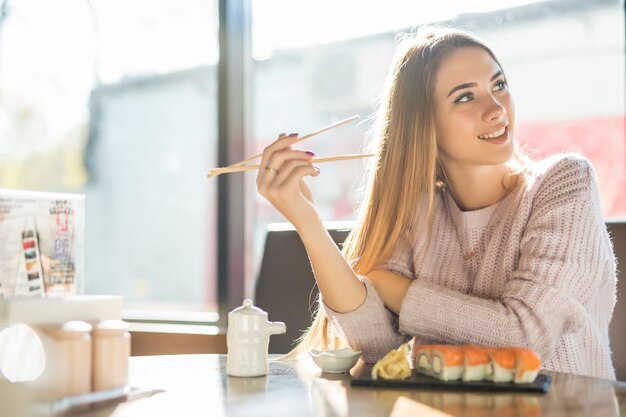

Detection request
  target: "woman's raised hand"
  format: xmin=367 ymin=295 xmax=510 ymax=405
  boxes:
xmin=256 ymin=133 xmax=321 ymax=229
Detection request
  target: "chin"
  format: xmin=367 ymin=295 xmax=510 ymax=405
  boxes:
xmin=483 ymin=141 xmax=516 ymax=166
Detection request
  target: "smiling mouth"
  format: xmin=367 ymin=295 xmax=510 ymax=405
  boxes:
xmin=478 ymin=126 xmax=507 ymax=140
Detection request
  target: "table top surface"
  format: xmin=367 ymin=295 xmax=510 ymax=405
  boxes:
xmin=19 ymin=354 xmax=626 ymax=417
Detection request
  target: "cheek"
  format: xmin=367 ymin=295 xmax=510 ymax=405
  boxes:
xmin=435 ymin=114 xmax=454 ymax=154
xmin=438 ymin=112 xmax=476 ymax=142
xmin=500 ymin=93 xmax=515 ymax=122
xmin=437 ymin=125 xmax=466 ymax=157
xmin=436 ymin=112 xmax=481 ymax=158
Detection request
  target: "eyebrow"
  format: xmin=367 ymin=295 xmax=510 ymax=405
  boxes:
xmin=446 ymin=70 xmax=503 ymax=98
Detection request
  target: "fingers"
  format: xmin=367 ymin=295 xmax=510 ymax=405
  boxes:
xmin=262 ymin=160 xmax=319 ymax=205
xmin=273 ymin=159 xmax=320 ymax=189
xmin=256 ymin=131 xmax=324 ymax=205
xmin=258 ymin=152 xmax=315 ymax=198
xmin=260 ymin=133 xmax=299 ymax=169
xmin=257 ymin=133 xmax=298 ymax=186
xmin=268 ymin=149 xmax=314 ymax=172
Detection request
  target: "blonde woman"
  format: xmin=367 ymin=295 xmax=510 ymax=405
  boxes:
xmin=256 ymin=27 xmax=616 ymax=380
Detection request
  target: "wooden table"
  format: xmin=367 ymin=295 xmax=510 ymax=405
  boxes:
xmin=28 ymin=354 xmax=626 ymax=416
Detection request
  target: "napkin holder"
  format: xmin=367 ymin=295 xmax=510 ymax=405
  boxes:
xmin=0 ymin=296 xmax=124 ymax=395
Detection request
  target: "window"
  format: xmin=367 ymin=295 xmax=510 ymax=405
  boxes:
xmin=1 ymin=0 xmax=622 ymax=317
xmin=0 ymin=0 xmax=220 ymax=315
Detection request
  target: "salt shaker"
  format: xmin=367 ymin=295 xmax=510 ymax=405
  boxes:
xmin=92 ymin=320 xmax=131 ymax=391
xmin=227 ymin=299 xmax=286 ymax=377
xmin=37 ymin=321 xmax=93 ymax=398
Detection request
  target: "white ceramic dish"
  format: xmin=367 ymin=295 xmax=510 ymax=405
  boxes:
xmin=309 ymin=348 xmax=362 ymax=373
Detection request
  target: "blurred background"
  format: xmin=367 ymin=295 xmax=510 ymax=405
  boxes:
xmin=0 ymin=0 xmax=623 ymax=320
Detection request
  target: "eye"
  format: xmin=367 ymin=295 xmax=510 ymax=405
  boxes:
xmin=493 ymin=80 xmax=508 ymax=91
xmin=454 ymin=92 xmax=474 ymax=104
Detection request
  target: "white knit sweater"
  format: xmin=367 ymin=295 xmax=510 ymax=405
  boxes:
xmin=322 ymin=154 xmax=617 ymax=380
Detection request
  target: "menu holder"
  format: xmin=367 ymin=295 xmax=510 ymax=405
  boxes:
xmin=0 ymin=189 xmax=85 ymax=298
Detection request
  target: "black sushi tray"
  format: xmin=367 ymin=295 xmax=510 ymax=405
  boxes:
xmin=350 ymin=365 xmax=551 ymax=393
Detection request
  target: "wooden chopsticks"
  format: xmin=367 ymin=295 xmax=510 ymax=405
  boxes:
xmin=207 ymin=115 xmax=370 ymax=179
xmin=207 ymin=153 xmax=375 ymax=177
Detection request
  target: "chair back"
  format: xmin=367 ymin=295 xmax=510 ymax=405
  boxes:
xmin=254 ymin=223 xmax=351 ymax=353
xmin=607 ymin=221 xmax=626 ymax=381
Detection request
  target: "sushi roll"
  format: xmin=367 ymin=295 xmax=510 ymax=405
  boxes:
xmin=513 ymin=348 xmax=541 ymax=383
xmin=487 ymin=348 xmax=516 ymax=383
xmin=414 ymin=345 xmax=434 ymax=377
xmin=413 ymin=344 xmax=541 ymax=384
xmin=430 ymin=345 xmax=464 ymax=381
xmin=462 ymin=345 xmax=491 ymax=382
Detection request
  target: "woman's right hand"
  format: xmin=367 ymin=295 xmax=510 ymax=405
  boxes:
xmin=256 ymin=133 xmax=322 ymax=230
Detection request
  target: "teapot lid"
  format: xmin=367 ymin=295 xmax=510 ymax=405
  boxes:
xmin=230 ymin=299 xmax=265 ymax=316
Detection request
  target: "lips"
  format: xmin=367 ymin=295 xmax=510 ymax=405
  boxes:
xmin=478 ymin=126 xmax=509 ymax=145
xmin=478 ymin=126 xmax=507 ymax=140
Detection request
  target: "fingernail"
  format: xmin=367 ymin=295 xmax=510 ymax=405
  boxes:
xmin=288 ymin=133 xmax=298 ymax=137
xmin=305 ymin=151 xmax=315 ymax=157
xmin=314 ymin=165 xmax=320 ymax=174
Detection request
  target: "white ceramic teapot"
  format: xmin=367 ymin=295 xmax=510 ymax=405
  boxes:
xmin=226 ymin=299 xmax=286 ymax=377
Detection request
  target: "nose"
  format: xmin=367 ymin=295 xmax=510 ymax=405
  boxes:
xmin=483 ymin=94 xmax=506 ymax=123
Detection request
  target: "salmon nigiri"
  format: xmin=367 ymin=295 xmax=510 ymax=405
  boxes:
xmin=414 ymin=345 xmax=434 ymax=376
xmin=487 ymin=348 xmax=516 ymax=383
xmin=513 ymin=348 xmax=541 ymax=383
xmin=462 ymin=345 xmax=491 ymax=382
xmin=430 ymin=345 xmax=464 ymax=381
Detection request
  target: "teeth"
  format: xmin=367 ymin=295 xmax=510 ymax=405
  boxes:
xmin=478 ymin=126 xmax=506 ymax=139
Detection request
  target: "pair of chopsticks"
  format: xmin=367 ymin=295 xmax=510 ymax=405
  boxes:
xmin=206 ymin=115 xmax=373 ymax=178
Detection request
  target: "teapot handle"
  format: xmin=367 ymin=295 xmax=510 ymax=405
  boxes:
xmin=266 ymin=321 xmax=286 ymax=335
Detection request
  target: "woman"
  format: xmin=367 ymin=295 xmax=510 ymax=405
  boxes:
xmin=256 ymin=27 xmax=617 ymax=379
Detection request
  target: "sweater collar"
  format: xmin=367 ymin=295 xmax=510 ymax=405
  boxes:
xmin=442 ymin=180 xmax=522 ymax=230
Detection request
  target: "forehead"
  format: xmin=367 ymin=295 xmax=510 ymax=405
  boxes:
xmin=434 ymin=47 xmax=501 ymax=95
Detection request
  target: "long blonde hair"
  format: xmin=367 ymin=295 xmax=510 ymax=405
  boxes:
xmin=286 ymin=26 xmax=517 ymax=358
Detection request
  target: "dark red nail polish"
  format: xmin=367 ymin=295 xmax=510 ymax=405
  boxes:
xmin=305 ymin=151 xmax=315 ymax=157
xmin=288 ymin=133 xmax=298 ymax=137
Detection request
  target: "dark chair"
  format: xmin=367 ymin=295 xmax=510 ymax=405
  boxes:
xmin=254 ymin=223 xmax=352 ymax=354
xmin=606 ymin=221 xmax=626 ymax=381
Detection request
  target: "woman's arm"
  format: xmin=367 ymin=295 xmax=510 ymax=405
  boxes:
xmin=296 ymin=217 xmax=367 ymax=313
xmin=366 ymin=270 xmax=412 ymax=314
xmin=257 ymin=134 xmax=365 ymax=313
xmin=257 ymin=135 xmax=406 ymax=360
xmin=292 ymin=214 xmax=409 ymax=362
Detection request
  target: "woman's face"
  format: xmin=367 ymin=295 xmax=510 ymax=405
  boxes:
xmin=434 ymin=47 xmax=515 ymax=170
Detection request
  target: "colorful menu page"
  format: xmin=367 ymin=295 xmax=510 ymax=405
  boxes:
xmin=0 ymin=191 xmax=84 ymax=297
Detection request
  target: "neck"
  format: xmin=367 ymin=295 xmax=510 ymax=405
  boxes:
xmin=443 ymin=162 xmax=517 ymax=211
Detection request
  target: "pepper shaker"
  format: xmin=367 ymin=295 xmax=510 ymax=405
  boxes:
xmin=92 ymin=320 xmax=131 ymax=391
xmin=37 ymin=321 xmax=92 ymax=398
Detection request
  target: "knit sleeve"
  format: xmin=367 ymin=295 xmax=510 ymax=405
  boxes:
xmin=320 ymin=276 xmax=410 ymax=363
xmin=397 ymin=156 xmax=615 ymax=362
xmin=374 ymin=231 xmax=415 ymax=279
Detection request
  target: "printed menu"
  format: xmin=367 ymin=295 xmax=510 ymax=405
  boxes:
xmin=0 ymin=190 xmax=85 ymax=297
